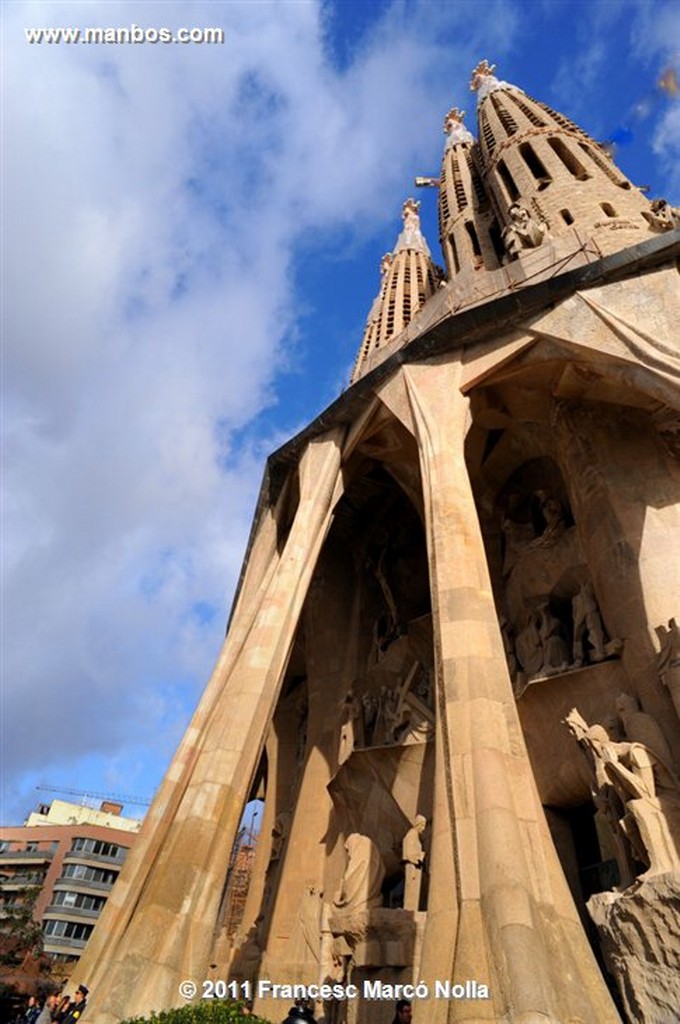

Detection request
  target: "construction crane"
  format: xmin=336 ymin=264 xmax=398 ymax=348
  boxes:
xmin=36 ymin=784 xmax=152 ymax=807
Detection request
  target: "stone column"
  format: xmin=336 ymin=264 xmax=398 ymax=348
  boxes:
xmin=403 ymin=359 xmax=620 ymax=1024
xmin=82 ymin=429 xmax=345 ymax=1024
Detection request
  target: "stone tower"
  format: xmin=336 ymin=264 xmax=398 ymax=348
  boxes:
xmin=78 ymin=63 xmax=680 ymax=1024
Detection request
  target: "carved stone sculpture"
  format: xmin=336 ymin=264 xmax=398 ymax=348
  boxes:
xmin=572 ymin=581 xmax=606 ymax=666
xmin=502 ymin=203 xmax=547 ymax=259
xmin=616 ymin=692 xmax=677 ymax=789
xmin=529 ymin=490 xmax=566 ymax=548
xmin=537 ymin=600 xmax=569 ymax=675
xmin=565 ymin=708 xmax=637 ymax=889
xmin=515 ymin=611 xmax=543 ymax=677
xmin=333 ymin=833 xmax=385 ymax=913
xmin=270 ymin=811 xmax=291 ymax=863
xmin=642 ymin=198 xmax=680 ymax=231
xmin=566 ymin=707 xmax=680 ymax=882
xmin=656 ymin=617 xmax=680 ymax=720
xmin=338 ymin=685 xmax=365 ymax=765
xmin=401 ymin=815 xmax=426 ymax=911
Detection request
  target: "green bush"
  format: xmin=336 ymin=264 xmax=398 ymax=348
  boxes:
xmin=121 ymin=999 xmax=273 ymax=1024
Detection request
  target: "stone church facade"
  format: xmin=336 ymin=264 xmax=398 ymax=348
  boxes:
xmin=78 ymin=63 xmax=680 ymax=1024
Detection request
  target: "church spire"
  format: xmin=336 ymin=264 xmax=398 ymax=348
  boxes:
xmin=438 ymin=106 xmax=503 ymax=279
xmin=351 ymin=200 xmax=441 ymax=383
xmin=470 ymin=59 xmax=661 ymax=258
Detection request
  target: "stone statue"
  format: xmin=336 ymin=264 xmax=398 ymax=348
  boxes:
xmin=537 ymin=600 xmax=569 ymax=676
xmin=502 ymin=203 xmax=547 ymax=259
xmin=270 ymin=811 xmax=291 ymax=862
xmin=333 ymin=834 xmax=385 ymax=913
xmin=443 ymin=106 xmax=474 ymax=148
xmin=528 ymin=490 xmax=566 ymax=548
xmin=232 ymin=914 xmax=264 ymax=983
xmin=338 ymin=685 xmax=365 ymax=765
xmin=401 ymin=815 xmax=426 ymax=911
xmin=642 ymin=198 xmax=680 ymax=231
xmin=615 ymin=693 xmax=677 ymax=790
xmin=380 ymin=252 xmax=393 ymax=277
xmin=572 ymin=581 xmax=606 ymax=666
xmin=565 ymin=709 xmax=640 ymax=887
xmin=361 ymin=692 xmax=379 ymax=746
xmin=656 ymin=617 xmax=680 ymax=720
xmin=566 ymin=707 xmax=680 ymax=882
xmin=515 ymin=610 xmax=543 ymax=678
xmin=501 ymin=512 xmax=535 ymax=576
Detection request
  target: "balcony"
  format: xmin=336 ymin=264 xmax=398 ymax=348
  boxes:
xmin=43 ymin=904 xmax=103 ymax=920
xmin=43 ymin=934 xmax=88 ymax=953
xmin=0 ymin=874 xmax=46 ymax=888
xmin=63 ymin=849 xmax=126 ymax=866
xmin=53 ymin=875 xmax=114 ymax=893
xmin=0 ymin=850 xmax=53 ymax=863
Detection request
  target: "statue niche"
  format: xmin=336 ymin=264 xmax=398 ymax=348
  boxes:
xmin=495 ymin=458 xmax=621 ymax=693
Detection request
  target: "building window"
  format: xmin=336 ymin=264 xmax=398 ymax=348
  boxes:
xmin=547 ymin=137 xmax=590 ymax=181
xmin=560 ymin=209 xmax=575 ymax=225
xmin=601 ymin=202 xmax=617 ymax=217
xmin=62 ymin=863 xmax=118 ymax=885
xmin=70 ymin=837 xmax=125 ymax=859
xmin=497 ymin=160 xmax=520 ymax=202
xmin=465 ymin=221 xmax=482 ymax=260
xmin=43 ymin=919 xmax=94 ymax=942
xmin=519 ymin=142 xmax=552 ymax=189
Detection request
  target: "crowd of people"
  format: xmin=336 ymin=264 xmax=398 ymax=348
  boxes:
xmin=14 ymin=984 xmax=88 ymax=1024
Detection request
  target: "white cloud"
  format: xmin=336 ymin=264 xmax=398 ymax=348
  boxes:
xmin=2 ymin=0 xmax=522 ymax=820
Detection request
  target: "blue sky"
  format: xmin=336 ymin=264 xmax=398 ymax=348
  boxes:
xmin=2 ymin=0 xmax=679 ymax=826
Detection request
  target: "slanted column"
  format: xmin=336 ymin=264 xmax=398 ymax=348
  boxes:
xmin=83 ymin=429 xmax=345 ymax=1024
xmin=403 ymin=359 xmax=620 ymax=1024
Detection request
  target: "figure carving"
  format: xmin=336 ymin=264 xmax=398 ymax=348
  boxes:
xmin=443 ymin=106 xmax=474 ymax=148
xmin=566 ymin=707 xmax=680 ymax=882
xmin=361 ymin=692 xmax=379 ymax=746
xmin=528 ymin=490 xmax=566 ymax=548
xmin=515 ymin=610 xmax=543 ymax=677
xmin=333 ymin=834 xmax=385 ymax=913
xmin=338 ymin=685 xmax=365 ymax=765
xmin=572 ymin=582 xmax=606 ymax=666
xmin=537 ymin=600 xmax=569 ymax=676
xmin=401 ymin=815 xmax=426 ymax=911
xmin=642 ymin=198 xmax=680 ymax=232
xmin=616 ymin=693 xmax=677 ymax=789
xmin=656 ymin=617 xmax=680 ymax=720
xmin=502 ymin=203 xmax=547 ymax=259
xmin=501 ymin=512 xmax=535 ymax=576
xmin=270 ymin=811 xmax=291 ymax=862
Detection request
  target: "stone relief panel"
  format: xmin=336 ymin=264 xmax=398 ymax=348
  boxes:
xmin=494 ymin=458 xmax=622 ymax=695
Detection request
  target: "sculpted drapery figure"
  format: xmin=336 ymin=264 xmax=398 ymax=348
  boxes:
xmin=566 ymin=706 xmax=680 ymax=882
xmin=333 ymin=834 xmax=385 ymax=914
xmin=401 ymin=815 xmax=427 ymax=911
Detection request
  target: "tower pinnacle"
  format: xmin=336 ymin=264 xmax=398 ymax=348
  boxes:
xmin=470 ymin=59 xmax=511 ymax=100
xmin=444 ymin=107 xmax=474 ymax=149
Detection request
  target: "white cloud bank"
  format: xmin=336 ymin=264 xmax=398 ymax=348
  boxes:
xmin=2 ymin=0 xmax=521 ymax=820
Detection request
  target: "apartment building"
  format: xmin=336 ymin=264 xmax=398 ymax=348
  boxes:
xmin=0 ymin=799 xmax=141 ymax=968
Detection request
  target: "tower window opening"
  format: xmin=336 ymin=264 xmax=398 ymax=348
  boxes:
xmin=451 ymin=152 xmax=468 ymax=211
xmin=560 ymin=209 xmax=574 ymax=225
xmin=580 ymin=143 xmax=632 ymax=189
xmin=447 ymin=234 xmax=460 ymax=275
xmin=507 ymin=93 xmax=546 ymax=128
xmin=480 ymin=110 xmax=496 ymax=153
xmin=465 ymin=221 xmax=482 ymax=261
xmin=533 ymin=97 xmax=585 ymax=137
xmin=497 ymin=159 xmax=520 ymax=202
xmin=488 ymin=221 xmax=506 ymax=263
xmin=490 ymin=93 xmax=519 ymax=136
xmin=548 ymin=137 xmax=590 ymax=180
xmin=600 ymin=202 xmax=617 ymax=217
xmin=519 ymin=142 xmax=552 ymax=189
xmin=466 ymin=150 xmax=487 ymax=206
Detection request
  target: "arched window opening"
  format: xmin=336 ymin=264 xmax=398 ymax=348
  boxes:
xmin=465 ymin=221 xmax=482 ymax=260
xmin=490 ymin=93 xmax=519 ymax=136
xmin=519 ymin=142 xmax=552 ymax=189
xmin=548 ymin=137 xmax=590 ymax=181
xmin=600 ymin=202 xmax=617 ymax=217
xmin=560 ymin=209 xmax=574 ymax=225
xmin=497 ymin=159 xmax=520 ymax=202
